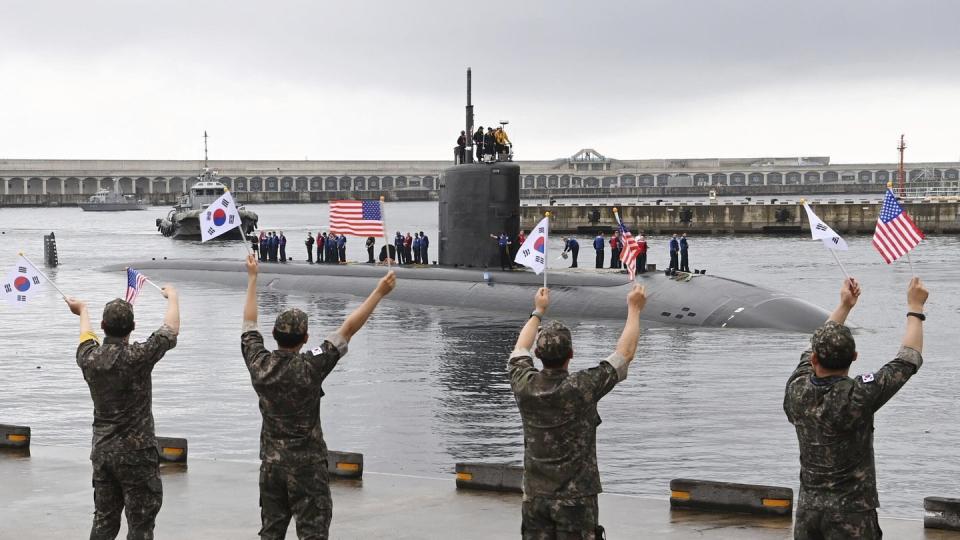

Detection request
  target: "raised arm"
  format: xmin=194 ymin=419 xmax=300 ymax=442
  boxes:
xmin=337 ymin=271 xmax=396 ymax=340
xmin=828 ymin=277 xmax=860 ymax=325
xmin=243 ymin=254 xmax=259 ymax=327
xmin=614 ymin=284 xmax=646 ymax=364
xmin=514 ymin=288 xmax=549 ymax=353
xmin=161 ymin=285 xmax=180 ymax=335
xmin=65 ymin=297 xmax=94 ymax=338
xmin=903 ymin=277 xmax=928 ymax=352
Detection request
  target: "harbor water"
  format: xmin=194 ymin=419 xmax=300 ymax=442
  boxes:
xmin=0 ymin=202 xmax=957 ymax=519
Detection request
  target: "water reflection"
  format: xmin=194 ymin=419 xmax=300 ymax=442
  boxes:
xmin=434 ymin=319 xmax=523 ymax=466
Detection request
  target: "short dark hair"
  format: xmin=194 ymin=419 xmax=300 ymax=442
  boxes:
xmin=273 ymin=329 xmax=307 ymax=348
xmin=539 ymin=356 xmax=568 ymax=369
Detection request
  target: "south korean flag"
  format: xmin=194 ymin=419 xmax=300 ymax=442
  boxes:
xmin=2 ymin=256 xmax=44 ymax=306
xmin=514 ymin=217 xmax=549 ymax=275
xmin=803 ymin=203 xmax=848 ymax=251
xmin=201 ymin=189 xmax=244 ymax=242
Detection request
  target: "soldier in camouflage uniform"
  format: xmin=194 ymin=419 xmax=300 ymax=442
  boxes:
xmin=241 ymin=254 xmax=396 ymax=539
xmin=784 ymin=277 xmax=928 ymax=539
xmin=66 ymin=288 xmax=181 ymax=540
xmin=508 ymin=285 xmax=646 ymax=539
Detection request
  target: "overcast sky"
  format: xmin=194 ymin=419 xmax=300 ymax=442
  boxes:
xmin=2 ymin=0 xmax=958 ymax=163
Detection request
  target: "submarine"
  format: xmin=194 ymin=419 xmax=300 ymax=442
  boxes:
xmin=112 ymin=68 xmax=830 ymax=332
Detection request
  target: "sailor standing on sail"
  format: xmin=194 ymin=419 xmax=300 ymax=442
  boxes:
xmin=668 ymin=234 xmax=679 ymax=272
xmin=593 ymin=232 xmax=605 ymax=269
xmin=679 ymin=233 xmax=690 ymax=273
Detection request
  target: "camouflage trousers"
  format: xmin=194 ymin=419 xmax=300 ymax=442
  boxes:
xmin=794 ymin=507 xmax=882 ymax=539
xmin=521 ymin=495 xmax=604 ymax=540
xmin=259 ymin=461 xmax=332 ymax=540
xmin=89 ymin=447 xmax=163 ymax=540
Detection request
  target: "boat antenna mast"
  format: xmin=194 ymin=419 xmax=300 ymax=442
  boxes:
xmin=203 ymin=130 xmax=209 ymax=170
xmin=897 ymin=134 xmax=906 ymax=197
xmin=465 ymin=68 xmax=474 ymax=164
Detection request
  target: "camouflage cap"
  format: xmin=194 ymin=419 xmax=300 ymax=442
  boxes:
xmin=811 ymin=320 xmax=856 ymax=366
xmin=274 ymin=308 xmax=308 ymax=335
xmin=102 ymin=299 xmax=134 ymax=329
xmin=535 ymin=320 xmax=573 ymax=362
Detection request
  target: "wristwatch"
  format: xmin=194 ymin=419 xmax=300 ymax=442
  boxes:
xmin=530 ymin=311 xmax=543 ymax=321
xmin=906 ymin=311 xmax=926 ymax=321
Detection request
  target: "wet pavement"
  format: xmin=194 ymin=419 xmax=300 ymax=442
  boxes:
xmin=1 ymin=446 xmax=957 ymax=539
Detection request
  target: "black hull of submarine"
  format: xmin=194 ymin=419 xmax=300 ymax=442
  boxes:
xmin=112 ymin=260 xmax=829 ymax=332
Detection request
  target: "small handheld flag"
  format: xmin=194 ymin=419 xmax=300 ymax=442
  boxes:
xmin=201 ymin=190 xmax=244 ymax=242
xmin=125 ymin=268 xmax=147 ymax=304
xmin=515 ymin=216 xmax=549 ymax=275
xmin=803 ymin=203 xmax=848 ymax=251
xmin=124 ymin=268 xmax=163 ymax=304
xmin=2 ymin=255 xmax=45 ymax=306
xmin=872 ymin=189 xmax=924 ymax=264
xmin=330 ymin=200 xmax=385 ymax=237
xmin=613 ymin=209 xmax=640 ymax=281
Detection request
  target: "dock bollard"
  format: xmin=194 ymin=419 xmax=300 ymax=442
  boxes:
xmin=455 ymin=462 xmax=523 ymax=493
xmin=669 ymin=478 xmax=793 ymax=516
xmin=0 ymin=424 xmax=30 ymax=450
xmin=924 ymin=497 xmax=960 ymax=531
xmin=156 ymin=437 xmax=187 ymax=464
xmin=327 ymin=451 xmax=363 ymax=479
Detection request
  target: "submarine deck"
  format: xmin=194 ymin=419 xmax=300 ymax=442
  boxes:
xmin=2 ymin=446 xmax=954 ymax=539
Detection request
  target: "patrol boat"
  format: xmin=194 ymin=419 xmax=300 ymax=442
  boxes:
xmin=155 ymin=170 xmax=258 ymax=239
xmin=155 ymin=133 xmax=258 ymax=239
xmin=79 ymin=178 xmax=148 ymax=211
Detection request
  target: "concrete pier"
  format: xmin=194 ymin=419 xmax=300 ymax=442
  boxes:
xmin=522 ymin=200 xmax=960 ymax=234
xmin=1 ymin=446 xmax=955 ymax=539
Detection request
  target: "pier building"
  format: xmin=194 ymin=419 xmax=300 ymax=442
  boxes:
xmin=2 ymin=149 xmax=958 ymax=198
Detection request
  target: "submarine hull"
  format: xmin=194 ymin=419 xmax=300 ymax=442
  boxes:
xmin=111 ymin=260 xmax=829 ymax=332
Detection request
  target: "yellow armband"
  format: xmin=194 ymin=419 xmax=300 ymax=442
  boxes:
xmin=79 ymin=331 xmax=100 ymax=344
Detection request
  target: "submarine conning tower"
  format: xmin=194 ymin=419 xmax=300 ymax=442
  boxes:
xmin=438 ymin=68 xmax=522 ymax=268
xmin=439 ymin=162 xmax=520 ymax=268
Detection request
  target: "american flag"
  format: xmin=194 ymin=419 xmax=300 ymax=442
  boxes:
xmin=872 ymin=189 xmax=924 ymax=264
xmin=618 ymin=220 xmax=640 ymax=280
xmin=329 ymin=200 xmax=385 ymax=236
xmin=125 ymin=268 xmax=148 ymax=304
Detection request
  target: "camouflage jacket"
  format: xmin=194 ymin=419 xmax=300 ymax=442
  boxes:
xmin=508 ymin=349 xmax=628 ymax=500
xmin=783 ymin=345 xmax=923 ymax=512
xmin=241 ymin=323 xmax=348 ymax=466
xmin=76 ymin=325 xmax=178 ymax=457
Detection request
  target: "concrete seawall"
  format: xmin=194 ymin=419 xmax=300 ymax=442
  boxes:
xmin=524 ymin=183 xmax=887 ymax=200
xmin=522 ymin=200 xmax=960 ymax=234
xmin=0 ymin=190 xmax=437 ymax=207
xmin=2 ymin=445 xmax=954 ymax=539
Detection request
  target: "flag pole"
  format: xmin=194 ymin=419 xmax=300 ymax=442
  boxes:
xmin=223 ymin=188 xmax=252 ymax=256
xmin=543 ymin=211 xmax=550 ymax=289
xmin=828 ymin=250 xmax=851 ymax=280
xmin=611 ymin=207 xmax=630 ymax=281
xmin=18 ymin=252 xmax=68 ymax=300
xmin=380 ymin=196 xmax=390 ymax=270
xmin=905 ymin=251 xmax=916 ymax=276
